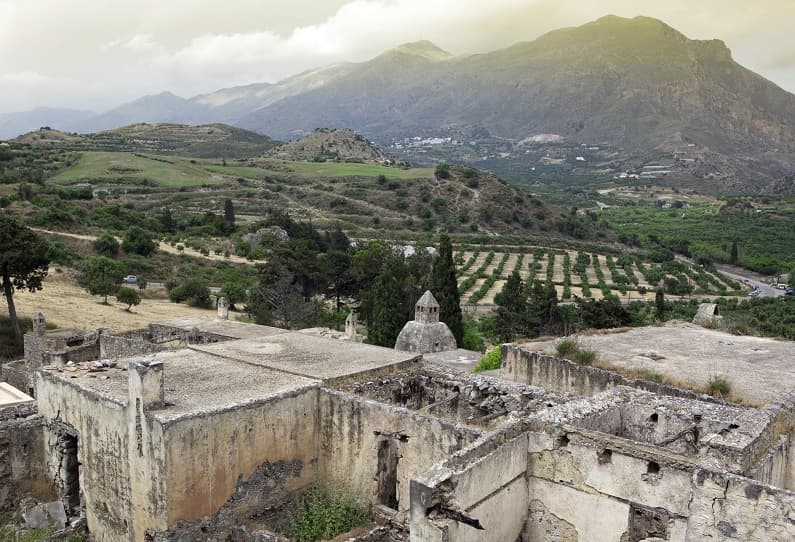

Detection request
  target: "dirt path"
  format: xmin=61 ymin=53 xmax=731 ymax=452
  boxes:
xmin=33 ymin=228 xmax=265 ymax=265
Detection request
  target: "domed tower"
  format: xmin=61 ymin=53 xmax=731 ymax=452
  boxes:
xmin=394 ymin=291 xmax=457 ymax=353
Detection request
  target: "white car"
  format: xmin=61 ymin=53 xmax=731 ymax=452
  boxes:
xmin=123 ymin=275 xmax=138 ymax=284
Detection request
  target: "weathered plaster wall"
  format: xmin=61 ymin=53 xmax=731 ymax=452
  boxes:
xmin=501 ymin=346 xmax=715 ymax=401
xmin=686 ymin=469 xmax=795 ymax=540
xmin=318 ymin=390 xmax=481 ymax=512
xmin=0 ymin=404 xmax=55 ymax=511
xmin=35 ymin=372 xmax=135 ymax=542
xmin=525 ymin=430 xmax=693 ymax=542
xmin=1 ymin=360 xmax=32 ymax=395
xmin=162 ymin=387 xmax=320 ymax=525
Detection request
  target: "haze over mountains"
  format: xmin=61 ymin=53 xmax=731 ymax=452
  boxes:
xmin=3 ymin=16 xmax=795 ymax=192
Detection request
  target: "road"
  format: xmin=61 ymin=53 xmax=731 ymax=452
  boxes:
xmin=675 ymin=255 xmax=784 ymax=298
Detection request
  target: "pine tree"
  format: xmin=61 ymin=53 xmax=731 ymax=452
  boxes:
xmin=494 ymin=270 xmax=526 ymax=342
xmin=730 ymin=240 xmax=738 ymax=265
xmin=429 ymin=235 xmax=463 ymax=344
xmin=368 ymin=265 xmax=405 ymax=347
xmin=224 ymin=199 xmax=235 ymax=226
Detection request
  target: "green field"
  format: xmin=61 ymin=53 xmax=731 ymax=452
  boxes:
xmin=205 ymin=159 xmax=433 ymax=180
xmin=605 ymin=203 xmax=795 ymax=274
xmin=52 ymin=152 xmax=221 ymax=187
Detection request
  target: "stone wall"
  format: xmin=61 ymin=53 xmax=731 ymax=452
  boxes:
xmin=0 ymin=403 xmax=56 ymax=511
xmin=63 ymin=342 xmax=101 ymax=363
xmin=318 ymin=390 xmax=482 ymax=512
xmin=1 ymin=360 xmax=32 ymax=396
xmin=501 ymin=346 xmax=719 ymax=401
xmin=100 ymin=333 xmax=165 ymax=360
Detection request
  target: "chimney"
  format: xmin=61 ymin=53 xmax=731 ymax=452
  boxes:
xmin=128 ymin=360 xmax=165 ymax=410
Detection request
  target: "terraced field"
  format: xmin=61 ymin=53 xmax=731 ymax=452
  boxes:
xmin=454 ymin=248 xmax=749 ymax=307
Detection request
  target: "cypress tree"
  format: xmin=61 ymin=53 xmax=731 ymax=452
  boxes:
xmin=655 ymin=288 xmax=665 ymax=320
xmin=494 ymin=270 xmax=526 ymax=342
xmin=368 ymin=264 xmax=405 ymax=347
xmin=224 ymin=199 xmax=235 ymax=226
xmin=729 ymin=240 xmax=738 ymax=265
xmin=429 ymin=235 xmax=463 ymax=344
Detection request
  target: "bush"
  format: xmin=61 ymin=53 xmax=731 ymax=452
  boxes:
xmin=116 ymin=287 xmax=141 ymax=311
xmin=473 ymin=346 xmax=501 ymax=373
xmin=707 ymin=375 xmax=732 ymax=398
xmin=122 ymin=226 xmax=156 ymax=257
xmin=461 ymin=317 xmax=485 ymax=352
xmin=168 ymin=279 xmax=212 ymax=308
xmin=555 ymin=337 xmax=579 ymax=358
xmin=574 ymin=348 xmax=597 ymax=365
xmin=285 ymin=487 xmax=370 ymax=542
xmin=93 ymin=233 xmax=120 ymax=257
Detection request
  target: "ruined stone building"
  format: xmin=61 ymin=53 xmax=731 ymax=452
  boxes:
xmin=1 ymin=307 xmax=795 ymax=541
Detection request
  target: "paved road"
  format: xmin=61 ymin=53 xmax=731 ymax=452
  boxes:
xmin=715 ymin=267 xmax=784 ymax=298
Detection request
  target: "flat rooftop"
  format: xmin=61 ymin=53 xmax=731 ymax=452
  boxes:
xmin=522 ymin=322 xmax=795 ymax=404
xmin=41 ymin=350 xmax=318 ymax=422
xmin=151 ymin=316 xmax=287 ymax=340
xmin=191 ymin=331 xmax=421 ymax=381
xmin=0 ymin=382 xmax=35 ymax=408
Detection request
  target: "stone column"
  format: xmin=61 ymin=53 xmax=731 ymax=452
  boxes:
xmin=217 ymin=297 xmax=229 ymax=321
xmin=128 ymin=360 xmax=165 ymax=411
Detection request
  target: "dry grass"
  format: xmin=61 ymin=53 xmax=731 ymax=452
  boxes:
xmin=1 ymin=269 xmax=214 ymax=332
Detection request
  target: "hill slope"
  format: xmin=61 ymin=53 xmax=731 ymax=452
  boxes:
xmin=15 ymin=122 xmax=280 ymax=158
xmin=270 ymin=128 xmax=395 ymax=163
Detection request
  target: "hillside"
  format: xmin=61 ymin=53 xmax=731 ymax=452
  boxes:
xmin=15 ymin=122 xmax=280 ymax=158
xmin=269 ymin=128 xmax=395 ymax=163
xmin=5 ymin=16 xmax=795 ymax=193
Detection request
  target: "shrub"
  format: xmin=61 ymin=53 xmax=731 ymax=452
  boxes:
xmin=285 ymin=487 xmax=370 ymax=542
xmin=461 ymin=317 xmax=485 ymax=352
xmin=555 ymin=337 xmax=579 ymax=358
xmin=574 ymin=348 xmax=597 ymax=365
xmin=473 ymin=346 xmax=501 ymax=373
xmin=707 ymin=375 xmax=732 ymax=398
xmin=116 ymin=287 xmax=141 ymax=311
xmin=168 ymin=279 xmax=212 ymax=308
xmin=93 ymin=233 xmax=120 ymax=257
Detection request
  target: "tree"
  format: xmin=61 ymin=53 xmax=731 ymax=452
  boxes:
xmin=137 ymin=277 xmax=147 ymax=291
xmin=0 ymin=216 xmax=50 ymax=339
xmin=116 ymin=287 xmax=141 ymax=311
xmin=248 ymin=260 xmax=312 ymax=328
xmin=82 ymin=256 xmax=124 ymax=304
xmin=168 ymin=279 xmax=212 ymax=308
xmin=730 ymin=240 xmax=739 ymax=265
xmin=494 ymin=270 xmax=526 ymax=342
xmin=224 ymin=199 xmax=235 ymax=226
xmin=219 ymin=281 xmax=248 ymax=309
xmin=122 ymin=226 xmax=156 ymax=256
xmin=93 ymin=233 xmax=120 ymax=257
xmin=428 ymin=235 xmax=463 ymax=344
xmin=655 ymin=288 xmax=665 ymax=320
xmin=367 ymin=264 xmax=405 ymax=347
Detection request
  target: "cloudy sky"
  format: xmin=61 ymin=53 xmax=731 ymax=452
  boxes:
xmin=1 ymin=0 xmax=793 ymax=114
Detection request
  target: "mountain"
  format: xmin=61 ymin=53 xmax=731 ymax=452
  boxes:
xmin=14 ymin=122 xmax=280 ymax=158
xmin=0 ymin=107 xmax=95 ymax=139
xmin=5 ymin=16 xmax=795 ymax=193
xmin=270 ymin=128 xmax=395 ymax=163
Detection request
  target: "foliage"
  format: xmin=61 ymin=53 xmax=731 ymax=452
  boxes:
xmin=81 ymin=256 xmax=124 ymax=304
xmin=168 ymin=279 xmax=212 ymax=308
xmin=429 ymin=235 xmax=463 ymax=343
xmin=555 ymin=337 xmax=579 ymax=358
xmin=0 ymin=215 xmax=50 ymax=338
xmin=122 ymin=226 xmax=156 ymax=257
xmin=494 ymin=270 xmax=527 ymax=342
xmin=707 ymin=375 xmax=732 ymax=398
xmin=461 ymin=316 xmax=485 ymax=352
xmin=574 ymin=348 xmax=597 ymax=365
xmin=116 ymin=287 xmax=141 ymax=311
xmin=93 ymin=233 xmax=120 ymax=257
xmin=284 ymin=487 xmax=370 ymax=542
xmin=473 ymin=346 xmax=502 ymax=373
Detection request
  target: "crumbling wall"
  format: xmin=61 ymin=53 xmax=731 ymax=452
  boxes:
xmin=410 ymin=425 xmax=530 ymax=542
xmin=525 ymin=429 xmax=693 ymax=542
xmin=162 ymin=387 xmax=320 ymax=526
xmin=0 ymin=404 xmax=56 ymax=511
xmin=100 ymin=334 xmax=165 ymax=360
xmin=62 ymin=342 xmax=101 ymax=363
xmin=36 ymin=372 xmax=134 ymax=542
xmin=501 ymin=346 xmax=716 ymax=401
xmin=147 ymin=324 xmax=228 ymax=346
xmin=1 ymin=360 xmax=32 ymax=396
xmin=318 ymin=390 xmax=481 ymax=512
xmin=685 ymin=469 xmax=795 ymax=540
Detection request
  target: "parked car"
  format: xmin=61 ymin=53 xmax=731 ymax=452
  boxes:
xmin=123 ymin=275 xmax=138 ymax=284
xmin=747 ymin=290 xmax=761 ymax=298
xmin=785 ymin=287 xmax=795 ymax=296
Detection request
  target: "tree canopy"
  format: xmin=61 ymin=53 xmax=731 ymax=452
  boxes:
xmin=0 ymin=215 xmax=50 ymax=338
xmin=429 ymin=234 xmax=463 ymax=344
xmin=82 ymin=256 xmax=124 ymax=304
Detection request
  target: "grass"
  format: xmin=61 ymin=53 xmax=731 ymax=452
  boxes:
xmin=707 ymin=375 xmax=732 ymax=398
xmin=574 ymin=348 xmax=597 ymax=365
xmin=554 ymin=337 xmax=580 ymax=358
xmin=51 ymin=152 xmax=221 ymax=187
xmin=284 ymin=487 xmax=370 ymax=542
xmin=473 ymin=346 xmax=501 ymax=373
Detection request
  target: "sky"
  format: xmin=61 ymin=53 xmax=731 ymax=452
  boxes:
xmin=1 ymin=0 xmax=794 ymax=114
